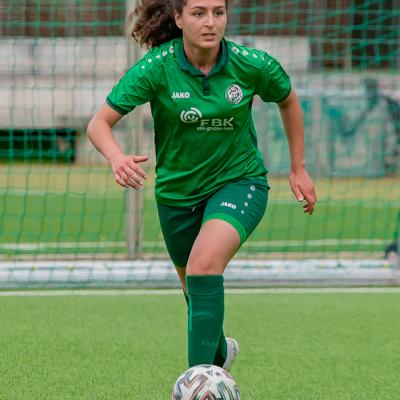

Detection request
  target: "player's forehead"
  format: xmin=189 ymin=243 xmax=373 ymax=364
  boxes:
xmin=183 ymin=0 xmax=226 ymax=10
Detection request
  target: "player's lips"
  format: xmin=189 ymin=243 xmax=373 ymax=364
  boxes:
xmin=201 ymin=33 xmax=217 ymax=41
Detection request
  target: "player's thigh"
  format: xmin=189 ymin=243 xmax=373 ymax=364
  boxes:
xmin=156 ymin=201 xmax=205 ymax=268
xmin=203 ymin=177 xmax=269 ymax=245
xmin=186 ymin=178 xmax=269 ymax=275
xmin=187 ymin=219 xmax=241 ymax=275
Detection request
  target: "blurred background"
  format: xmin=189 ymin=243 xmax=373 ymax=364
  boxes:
xmin=0 ymin=0 xmax=399 ymax=287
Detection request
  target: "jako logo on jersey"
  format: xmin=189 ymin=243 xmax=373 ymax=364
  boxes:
xmin=225 ymin=84 xmax=243 ymax=104
xmin=180 ymin=107 xmax=202 ymax=123
xmin=172 ymin=92 xmax=190 ymax=99
xmin=220 ymin=201 xmax=237 ymax=209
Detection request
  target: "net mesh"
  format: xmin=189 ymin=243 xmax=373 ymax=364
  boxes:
xmin=0 ymin=0 xmax=399 ymax=286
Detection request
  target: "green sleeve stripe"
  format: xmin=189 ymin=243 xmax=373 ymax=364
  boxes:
xmin=106 ymin=97 xmax=131 ymax=115
xmin=202 ymin=213 xmax=247 ymax=245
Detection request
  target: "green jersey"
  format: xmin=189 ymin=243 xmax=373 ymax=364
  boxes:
xmin=106 ymin=38 xmax=291 ymax=206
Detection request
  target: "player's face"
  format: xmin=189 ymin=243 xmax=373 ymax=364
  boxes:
xmin=175 ymin=0 xmax=227 ymax=51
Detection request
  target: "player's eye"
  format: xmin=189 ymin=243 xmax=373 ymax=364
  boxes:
xmin=192 ymin=11 xmax=204 ymax=17
xmin=214 ymin=10 xmax=225 ymax=17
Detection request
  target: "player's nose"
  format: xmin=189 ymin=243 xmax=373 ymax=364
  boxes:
xmin=204 ymin=12 xmax=215 ymax=27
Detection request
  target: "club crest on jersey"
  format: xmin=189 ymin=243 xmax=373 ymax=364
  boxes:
xmin=180 ymin=107 xmax=202 ymax=123
xmin=225 ymin=84 xmax=243 ymax=104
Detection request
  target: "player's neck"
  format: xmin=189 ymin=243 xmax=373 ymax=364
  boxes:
xmin=183 ymin=41 xmax=220 ymax=76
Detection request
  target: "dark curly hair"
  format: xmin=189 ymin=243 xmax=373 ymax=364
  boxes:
xmin=130 ymin=0 xmax=228 ymax=48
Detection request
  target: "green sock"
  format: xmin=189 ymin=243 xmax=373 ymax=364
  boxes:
xmin=213 ymin=330 xmax=228 ymax=367
xmin=183 ymin=290 xmax=227 ymax=367
xmin=186 ymin=275 xmax=226 ymax=367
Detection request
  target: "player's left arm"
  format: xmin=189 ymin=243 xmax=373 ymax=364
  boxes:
xmin=278 ymin=88 xmax=317 ymax=215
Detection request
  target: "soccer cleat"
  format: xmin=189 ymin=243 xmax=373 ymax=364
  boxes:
xmin=222 ymin=337 xmax=240 ymax=372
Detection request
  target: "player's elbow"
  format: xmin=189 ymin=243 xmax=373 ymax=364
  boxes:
xmin=86 ymin=113 xmax=107 ymax=142
xmin=86 ymin=115 xmax=97 ymax=142
xmin=87 ymin=104 xmax=123 ymax=141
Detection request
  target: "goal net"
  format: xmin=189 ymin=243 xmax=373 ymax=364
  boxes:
xmin=0 ymin=0 xmax=399 ymax=287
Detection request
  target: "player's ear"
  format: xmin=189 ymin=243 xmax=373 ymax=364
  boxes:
xmin=174 ymin=11 xmax=182 ymax=30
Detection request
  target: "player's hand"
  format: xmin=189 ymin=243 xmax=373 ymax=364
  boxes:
xmin=108 ymin=153 xmax=148 ymax=189
xmin=289 ymin=168 xmax=317 ymax=215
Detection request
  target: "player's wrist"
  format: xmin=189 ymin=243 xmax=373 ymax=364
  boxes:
xmin=106 ymin=150 xmax=124 ymax=162
xmin=290 ymin=161 xmax=305 ymax=173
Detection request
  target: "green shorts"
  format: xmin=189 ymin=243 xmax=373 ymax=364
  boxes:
xmin=156 ymin=178 xmax=269 ymax=267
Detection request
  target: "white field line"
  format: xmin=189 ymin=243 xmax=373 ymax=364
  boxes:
xmin=0 ymin=239 xmax=389 ymax=251
xmin=0 ymin=242 xmax=125 ymax=250
xmin=1 ymin=287 xmax=400 ymax=297
xmin=242 ymin=239 xmax=388 ymax=247
xmin=4 ymin=189 xmax=120 ymax=198
xmin=3 ymin=189 xmax=398 ymax=207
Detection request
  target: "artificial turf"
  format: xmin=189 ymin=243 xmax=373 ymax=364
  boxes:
xmin=1 ymin=291 xmax=399 ymax=399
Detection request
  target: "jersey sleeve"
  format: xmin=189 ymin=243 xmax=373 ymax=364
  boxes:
xmin=256 ymin=53 xmax=291 ymax=103
xmin=106 ymin=61 xmax=156 ymax=115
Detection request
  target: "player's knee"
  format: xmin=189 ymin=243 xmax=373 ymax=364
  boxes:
xmin=187 ymin=254 xmax=220 ymax=275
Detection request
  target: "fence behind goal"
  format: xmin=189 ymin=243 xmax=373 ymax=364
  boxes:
xmin=0 ymin=0 xmax=399 ymax=287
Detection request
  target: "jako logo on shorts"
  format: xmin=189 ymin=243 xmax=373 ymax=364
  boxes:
xmin=220 ymin=201 xmax=237 ymax=209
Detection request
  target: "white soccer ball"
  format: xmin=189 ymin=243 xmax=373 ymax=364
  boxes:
xmin=172 ymin=364 xmax=241 ymax=400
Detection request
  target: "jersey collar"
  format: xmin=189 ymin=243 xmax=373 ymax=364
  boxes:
xmin=176 ymin=38 xmax=228 ymax=77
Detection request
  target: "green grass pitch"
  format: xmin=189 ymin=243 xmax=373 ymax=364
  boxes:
xmin=1 ymin=291 xmax=399 ymax=399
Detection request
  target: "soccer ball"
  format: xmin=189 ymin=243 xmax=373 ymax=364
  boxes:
xmin=172 ymin=364 xmax=241 ymax=400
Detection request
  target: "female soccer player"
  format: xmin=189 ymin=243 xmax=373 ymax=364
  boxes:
xmin=87 ymin=0 xmax=316 ymax=370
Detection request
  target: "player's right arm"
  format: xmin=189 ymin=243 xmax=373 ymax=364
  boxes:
xmin=87 ymin=103 xmax=148 ymax=190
